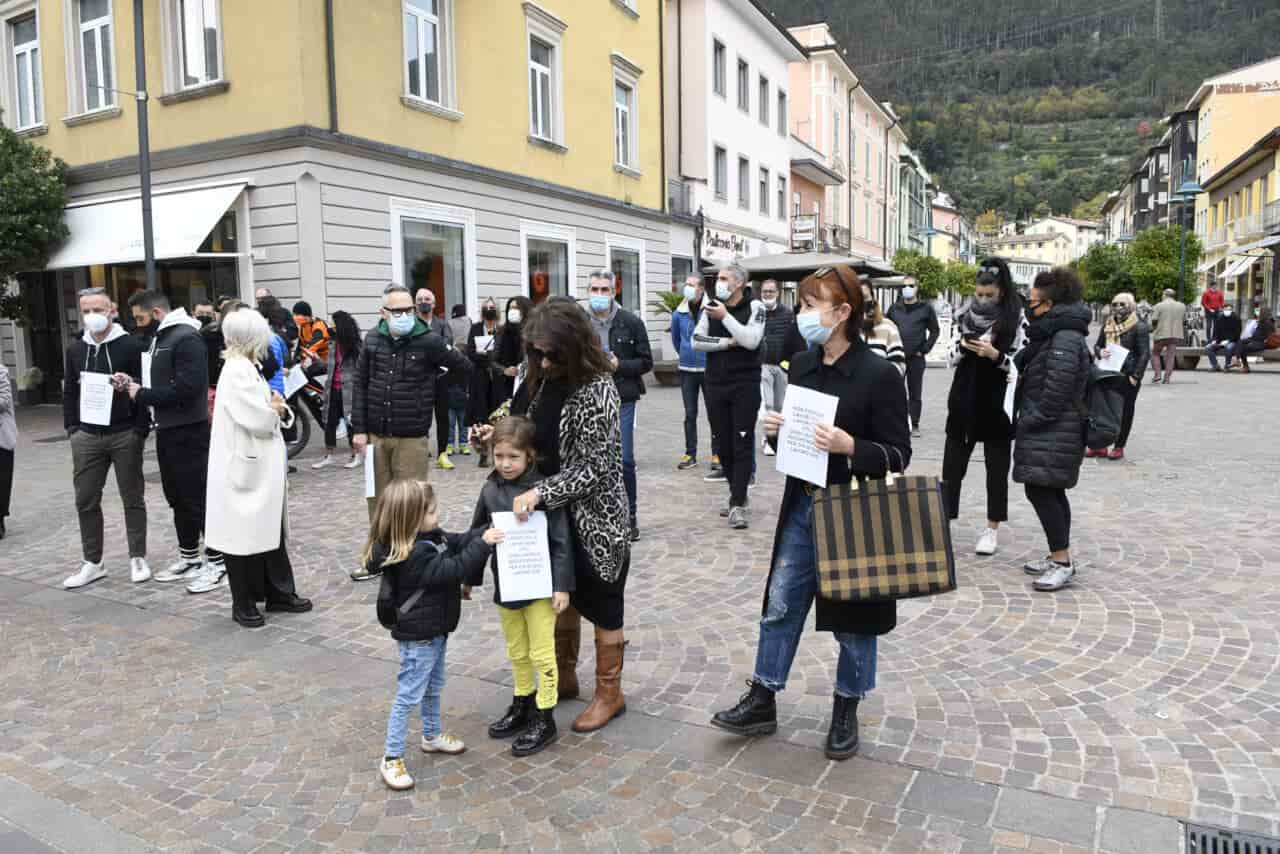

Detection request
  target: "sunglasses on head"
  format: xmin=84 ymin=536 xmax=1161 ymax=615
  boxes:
xmin=526 ymin=344 xmax=563 ymax=364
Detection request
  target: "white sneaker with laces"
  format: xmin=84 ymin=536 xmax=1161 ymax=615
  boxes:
xmin=975 ymin=528 xmax=998 ymax=556
xmin=1033 ymin=562 xmax=1076 ymax=592
xmin=1023 ymin=557 xmax=1056 ymax=576
xmin=380 ymin=757 xmax=414 ymax=790
xmin=64 ymin=561 xmax=106 ymax=590
xmin=421 ymin=733 xmax=466 ymax=755
xmin=311 ymin=456 xmax=333 ymax=470
xmin=343 ymin=456 xmax=362 ymax=469
xmin=130 ymin=557 xmax=152 ymax=583
xmin=154 ymin=558 xmax=204 ymax=583
xmin=186 ymin=565 xmax=227 ymax=594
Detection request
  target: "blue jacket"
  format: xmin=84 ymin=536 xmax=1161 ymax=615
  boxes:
xmin=670 ymin=300 xmax=706 ymax=372
xmin=266 ymin=333 xmax=287 ymax=396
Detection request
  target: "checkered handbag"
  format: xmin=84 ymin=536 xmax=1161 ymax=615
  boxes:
xmin=811 ymin=445 xmax=956 ymax=603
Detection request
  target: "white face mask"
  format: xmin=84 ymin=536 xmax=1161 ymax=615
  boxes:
xmin=902 ymin=286 xmax=917 ymax=301
xmin=715 ymin=281 xmax=733 ymax=301
xmin=507 ymin=309 xmax=522 ymax=324
xmin=683 ymin=285 xmax=698 ymax=302
xmin=83 ymin=313 xmax=110 ymax=335
xmin=762 ymin=297 xmax=778 ymax=309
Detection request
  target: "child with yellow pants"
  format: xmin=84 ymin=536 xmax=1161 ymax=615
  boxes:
xmin=470 ymin=416 xmax=574 ymax=756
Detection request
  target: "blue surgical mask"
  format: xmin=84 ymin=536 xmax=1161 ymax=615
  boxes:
xmin=683 ymin=285 xmax=698 ymax=302
xmin=388 ymin=314 xmax=415 ymax=336
xmin=716 ymin=281 xmax=733 ymax=300
xmin=902 ymin=286 xmax=917 ymax=301
xmin=796 ymin=310 xmax=833 ymax=347
xmin=589 ymin=294 xmax=613 ymax=313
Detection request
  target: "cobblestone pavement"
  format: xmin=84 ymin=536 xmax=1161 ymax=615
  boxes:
xmin=2 ymin=364 xmax=1278 ymax=854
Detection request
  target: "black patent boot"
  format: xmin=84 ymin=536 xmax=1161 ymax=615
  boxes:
xmin=825 ymin=694 xmax=860 ymax=760
xmin=488 ymin=694 xmax=534 ymax=739
xmin=512 ymin=707 xmax=557 ymax=756
xmin=710 ymin=681 xmax=777 ymax=736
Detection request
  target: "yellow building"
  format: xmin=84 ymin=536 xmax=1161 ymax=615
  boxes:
xmin=1 ymin=0 xmax=668 ymax=395
xmin=983 ymin=231 xmax=1072 ymax=267
xmin=1200 ymin=128 xmax=1280 ymax=314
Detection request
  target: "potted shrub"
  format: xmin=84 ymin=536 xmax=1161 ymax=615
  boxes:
xmin=16 ymin=366 xmax=43 ymax=406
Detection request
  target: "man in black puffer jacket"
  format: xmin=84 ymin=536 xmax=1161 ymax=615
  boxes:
xmin=351 ymin=284 xmax=472 ymax=532
xmin=1012 ymin=269 xmax=1092 ymax=594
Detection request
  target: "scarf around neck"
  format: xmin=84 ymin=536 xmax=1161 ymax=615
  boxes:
xmin=1104 ymin=311 xmax=1137 ymax=345
xmin=957 ymin=302 xmax=1000 ymax=339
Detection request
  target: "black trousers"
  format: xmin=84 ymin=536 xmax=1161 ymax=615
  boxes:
xmin=323 ymin=387 xmax=350 ymax=450
xmin=156 ymin=422 xmax=219 ymax=559
xmin=0 ymin=447 xmax=12 ymax=519
xmin=905 ymin=356 xmax=926 ymax=428
xmin=1116 ymin=382 xmax=1139 ymax=449
xmin=705 ymin=377 xmax=760 ymax=507
xmin=1024 ymin=484 xmax=1071 ymax=552
xmin=433 ymin=376 xmax=450 ymax=454
xmin=942 ymin=435 xmax=1011 ymax=522
xmin=224 ymin=544 xmax=298 ymax=613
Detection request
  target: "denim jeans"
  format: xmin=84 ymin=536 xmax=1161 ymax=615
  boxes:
xmin=620 ymin=400 xmax=637 ymax=517
xmin=448 ymin=407 xmax=467 ymax=448
xmin=1205 ymin=342 xmax=1230 ymax=370
xmin=753 ymin=493 xmax=877 ymax=699
xmin=679 ymin=370 xmax=704 ymax=457
xmin=384 ymin=636 xmax=448 ymax=758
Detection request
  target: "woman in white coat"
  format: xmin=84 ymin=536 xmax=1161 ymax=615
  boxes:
xmin=206 ymin=309 xmax=312 ymax=627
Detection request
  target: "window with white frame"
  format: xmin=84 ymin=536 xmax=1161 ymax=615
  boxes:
xmin=757 ymin=74 xmax=768 ymax=126
xmin=713 ymin=146 xmax=727 ymax=200
xmin=792 ymin=191 xmax=800 ymax=216
xmin=758 ymin=167 xmax=769 ymax=216
xmin=611 ymin=52 xmax=641 ymax=171
xmin=521 ymin=221 xmax=576 ymax=305
xmin=390 ymin=199 xmax=477 ymax=319
xmin=7 ymin=10 xmax=41 ymax=128
xmin=776 ymin=91 xmax=786 ymax=137
xmin=73 ymin=0 xmax=115 ymax=112
xmin=173 ymin=0 xmax=220 ymax=88
xmin=403 ymin=0 xmax=454 ymax=106
xmin=736 ymin=58 xmax=748 ymax=112
xmin=777 ymin=176 xmax=786 ymax=221
xmin=737 ymin=156 xmax=749 ymax=210
xmin=525 ymin=3 xmax=565 ymax=145
xmin=832 ymin=109 xmax=839 ymax=159
xmin=607 ymin=236 xmax=644 ymax=317
xmin=711 ymin=39 xmax=725 ymax=97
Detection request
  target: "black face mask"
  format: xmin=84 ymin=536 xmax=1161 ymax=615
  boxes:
xmin=417 ymin=303 xmax=433 ymax=315
xmin=482 ymin=308 xmax=498 ymax=321
xmin=196 ymin=314 xmax=214 ymax=326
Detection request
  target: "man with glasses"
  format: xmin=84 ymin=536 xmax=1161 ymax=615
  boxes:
xmin=349 ymin=284 xmax=471 ymax=579
xmin=757 ymin=279 xmax=794 ymax=458
xmin=414 ymin=288 xmax=456 ymax=471
xmin=887 ymin=276 xmax=940 ymax=437
xmin=586 ymin=270 xmax=653 ymax=542
xmin=694 ymin=264 xmax=765 ymax=529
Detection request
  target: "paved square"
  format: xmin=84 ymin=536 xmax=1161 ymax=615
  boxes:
xmin=2 ymin=363 xmax=1278 ymax=853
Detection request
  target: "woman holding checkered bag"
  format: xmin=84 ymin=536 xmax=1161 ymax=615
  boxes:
xmin=709 ymin=265 xmax=911 ymax=761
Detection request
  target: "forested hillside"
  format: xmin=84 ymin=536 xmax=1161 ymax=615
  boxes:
xmin=763 ymin=0 xmax=1280 ymax=221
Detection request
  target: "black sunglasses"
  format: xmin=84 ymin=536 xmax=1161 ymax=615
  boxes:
xmin=383 ymin=306 xmax=414 ymax=316
xmin=526 ymin=343 xmax=563 ymax=364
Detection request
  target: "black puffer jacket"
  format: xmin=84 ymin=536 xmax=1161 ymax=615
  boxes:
xmin=351 ymin=319 xmax=471 ymax=438
xmin=759 ymin=304 xmax=795 ymax=366
xmin=372 ymin=529 xmax=490 ymax=642
xmin=1013 ymin=304 xmax=1092 ymax=489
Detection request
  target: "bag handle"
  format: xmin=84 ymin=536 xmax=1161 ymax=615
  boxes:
xmin=850 ymin=442 xmax=903 ymax=491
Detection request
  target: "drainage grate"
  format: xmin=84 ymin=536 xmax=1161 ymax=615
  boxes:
xmin=1186 ymin=824 xmax=1280 ymax=854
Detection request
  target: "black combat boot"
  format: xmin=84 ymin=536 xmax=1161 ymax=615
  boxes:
xmin=488 ymin=694 xmax=534 ymax=739
xmin=512 ymin=706 xmax=558 ymax=756
xmin=825 ymin=693 xmax=860 ymax=760
xmin=710 ymin=681 xmax=777 ymax=736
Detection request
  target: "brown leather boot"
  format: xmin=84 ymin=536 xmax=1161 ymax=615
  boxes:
xmin=572 ymin=629 xmax=627 ymax=733
xmin=554 ymin=606 xmax=581 ymax=700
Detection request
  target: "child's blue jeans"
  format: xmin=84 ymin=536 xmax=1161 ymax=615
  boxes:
xmin=384 ymin=636 xmax=448 ymax=757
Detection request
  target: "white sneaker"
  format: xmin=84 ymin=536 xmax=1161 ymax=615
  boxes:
xmin=421 ymin=733 xmax=466 ymax=755
xmin=762 ymin=442 xmax=776 ymax=457
xmin=130 ymin=557 xmax=152 ymax=583
xmin=311 ymin=456 xmax=333 ymax=470
xmin=154 ymin=558 xmax=204 ymax=583
xmin=186 ymin=565 xmax=227 ymax=594
xmin=343 ymin=456 xmax=362 ymax=469
xmin=379 ymin=757 xmax=414 ymax=790
xmin=64 ymin=561 xmax=106 ymax=590
xmin=1033 ymin=562 xmax=1076 ymax=592
xmin=975 ymin=528 xmax=998 ymax=556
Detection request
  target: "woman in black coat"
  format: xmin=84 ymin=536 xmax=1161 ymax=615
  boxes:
xmin=710 ymin=266 xmax=911 ymax=761
xmin=465 ymin=298 xmax=502 ymax=465
xmin=1012 ymin=269 xmax=1092 ymax=594
xmin=942 ymin=257 xmax=1028 ymax=557
xmin=1088 ymin=292 xmax=1150 ymax=461
xmin=493 ymin=296 xmax=534 ymax=405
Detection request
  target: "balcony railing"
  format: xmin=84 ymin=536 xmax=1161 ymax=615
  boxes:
xmin=1205 ymin=225 xmax=1229 ymax=248
xmin=668 ymin=180 xmax=694 ymax=217
xmin=1266 ymin=199 xmax=1280 ymax=231
xmin=1232 ymin=210 xmax=1264 ymax=240
xmin=826 ymin=224 xmax=850 ymax=251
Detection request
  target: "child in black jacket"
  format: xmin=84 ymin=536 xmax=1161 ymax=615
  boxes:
xmin=363 ymin=479 xmax=497 ymax=791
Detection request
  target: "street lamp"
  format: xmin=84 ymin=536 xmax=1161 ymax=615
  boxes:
xmin=1173 ymin=174 xmax=1204 ymax=303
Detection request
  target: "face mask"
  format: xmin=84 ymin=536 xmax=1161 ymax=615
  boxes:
xmin=796 ymin=310 xmax=834 ymax=347
xmin=762 ymin=297 xmax=778 ymax=310
xmin=388 ymin=314 xmax=415 ymax=336
xmin=1111 ymin=306 xmax=1129 ymax=319
xmin=196 ymin=314 xmax=214 ymax=326
xmin=589 ymin=295 xmax=613 ymax=313
xmin=417 ymin=302 xmax=433 ymax=315
xmin=1222 ymin=308 xmax=1233 ymax=316
xmin=84 ymin=313 xmax=110 ymax=335
xmin=482 ymin=307 xmax=497 ymax=321
xmin=902 ymin=286 xmax=917 ymax=301
xmin=507 ymin=309 xmax=523 ymax=324
xmin=683 ymin=285 xmax=699 ymax=302
xmin=971 ymin=296 xmax=999 ymax=316
xmin=715 ymin=281 xmax=733 ymax=300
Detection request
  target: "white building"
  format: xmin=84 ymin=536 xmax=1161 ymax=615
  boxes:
xmin=1022 ymin=216 xmax=1104 ymax=261
xmin=664 ymin=0 xmax=806 ymax=277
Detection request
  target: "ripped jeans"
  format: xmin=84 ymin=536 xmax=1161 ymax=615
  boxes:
xmin=752 ymin=492 xmax=878 ymax=699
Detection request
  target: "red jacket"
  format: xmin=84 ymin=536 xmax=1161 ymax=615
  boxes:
xmin=1201 ymin=289 xmax=1225 ymax=312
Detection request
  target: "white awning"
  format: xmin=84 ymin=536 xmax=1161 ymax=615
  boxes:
xmin=1195 ymin=259 xmax=1217 ymax=274
xmin=1221 ymin=255 xmax=1258 ymax=279
xmin=1228 ymin=234 xmax=1280 ymax=256
xmin=45 ymin=182 xmax=246 ymax=269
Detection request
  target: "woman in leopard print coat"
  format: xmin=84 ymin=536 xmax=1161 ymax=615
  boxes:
xmin=493 ymin=298 xmax=631 ymax=736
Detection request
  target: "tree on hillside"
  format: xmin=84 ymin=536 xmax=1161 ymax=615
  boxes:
xmin=1072 ymin=191 xmax=1111 ymax=222
xmin=975 ymin=209 xmax=1003 ymax=239
xmin=1127 ymin=226 xmax=1202 ymax=304
xmin=1075 ymin=243 xmax=1132 ymax=305
xmin=0 ymin=126 xmax=69 ymax=320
